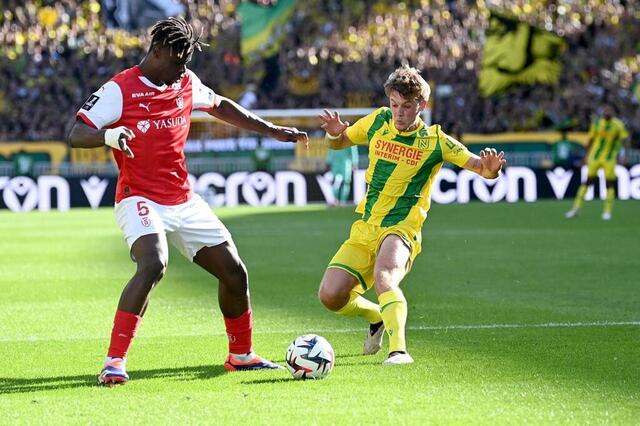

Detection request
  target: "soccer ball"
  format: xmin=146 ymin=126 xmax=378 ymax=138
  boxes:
xmin=285 ymin=334 xmax=335 ymax=380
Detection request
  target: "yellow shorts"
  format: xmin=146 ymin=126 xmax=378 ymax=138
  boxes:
xmin=586 ymin=158 xmax=616 ymax=180
xmin=328 ymin=220 xmax=422 ymax=291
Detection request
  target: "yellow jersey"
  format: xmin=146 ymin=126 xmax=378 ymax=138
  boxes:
xmin=345 ymin=107 xmax=473 ymax=231
xmin=588 ymin=117 xmax=629 ymax=162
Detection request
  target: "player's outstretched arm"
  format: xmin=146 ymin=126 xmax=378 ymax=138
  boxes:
xmin=462 ymin=147 xmax=506 ymax=179
xmin=210 ymin=96 xmax=308 ymax=146
xmin=67 ymin=120 xmax=135 ymax=158
xmin=319 ymin=109 xmax=353 ymax=149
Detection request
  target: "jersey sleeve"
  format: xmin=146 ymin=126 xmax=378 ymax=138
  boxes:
xmin=345 ymin=107 xmax=386 ymax=146
xmin=439 ymin=127 xmax=473 ymax=168
xmin=188 ymin=69 xmax=221 ymax=111
xmin=76 ymin=81 xmax=123 ymax=129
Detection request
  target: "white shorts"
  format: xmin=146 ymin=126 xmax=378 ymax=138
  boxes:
xmin=114 ymin=194 xmax=232 ymax=262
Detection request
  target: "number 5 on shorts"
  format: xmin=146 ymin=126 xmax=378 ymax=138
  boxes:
xmin=137 ymin=200 xmax=149 ymax=216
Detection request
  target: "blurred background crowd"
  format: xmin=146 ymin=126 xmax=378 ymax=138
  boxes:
xmin=0 ymin=0 xmax=638 ymax=144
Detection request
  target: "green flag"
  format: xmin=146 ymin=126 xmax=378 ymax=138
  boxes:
xmin=479 ymin=12 xmax=566 ymax=96
xmin=237 ymin=0 xmax=297 ymax=64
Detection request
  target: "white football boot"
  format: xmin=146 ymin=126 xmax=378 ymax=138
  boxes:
xmin=601 ymin=212 xmax=612 ymax=220
xmin=363 ymin=321 xmax=385 ymax=355
xmin=383 ymin=352 xmax=414 ymax=365
xmin=565 ymin=208 xmax=580 ymax=219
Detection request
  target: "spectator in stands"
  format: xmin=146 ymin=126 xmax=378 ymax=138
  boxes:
xmin=0 ymin=0 xmax=638 ymax=143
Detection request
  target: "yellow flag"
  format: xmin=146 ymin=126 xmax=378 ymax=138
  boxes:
xmin=480 ymin=13 xmax=566 ymax=96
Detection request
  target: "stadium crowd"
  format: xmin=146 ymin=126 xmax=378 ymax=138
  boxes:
xmin=0 ymin=0 xmax=638 ymax=144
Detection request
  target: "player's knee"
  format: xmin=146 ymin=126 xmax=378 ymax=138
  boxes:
xmin=374 ymin=269 xmax=402 ymax=295
xmin=136 ymin=255 xmax=167 ymax=284
xmin=318 ymin=284 xmax=347 ymax=312
xmin=220 ymin=261 xmax=249 ymax=294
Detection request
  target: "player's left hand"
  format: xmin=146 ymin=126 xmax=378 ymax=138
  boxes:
xmin=480 ymin=147 xmax=506 ymax=178
xmin=270 ymin=126 xmax=309 ymax=148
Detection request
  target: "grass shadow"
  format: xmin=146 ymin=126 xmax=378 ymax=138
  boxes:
xmin=241 ymin=355 xmax=381 ymax=385
xmin=241 ymin=377 xmax=292 ymax=385
xmin=0 ymin=364 xmax=227 ymax=395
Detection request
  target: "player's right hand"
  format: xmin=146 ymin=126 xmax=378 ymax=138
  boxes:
xmin=319 ymin=109 xmax=349 ymax=138
xmin=104 ymin=126 xmax=135 ymax=158
xmin=269 ymin=125 xmax=309 ymax=149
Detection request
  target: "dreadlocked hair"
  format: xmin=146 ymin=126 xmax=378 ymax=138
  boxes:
xmin=150 ymin=17 xmax=208 ymax=60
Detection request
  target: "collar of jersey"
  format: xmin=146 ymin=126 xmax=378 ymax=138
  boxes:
xmin=389 ymin=118 xmax=425 ymax=136
xmin=134 ymin=65 xmax=170 ymax=92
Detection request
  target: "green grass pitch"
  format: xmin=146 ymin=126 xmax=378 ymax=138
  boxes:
xmin=0 ymin=200 xmax=638 ymax=424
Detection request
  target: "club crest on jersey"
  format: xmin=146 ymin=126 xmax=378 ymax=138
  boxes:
xmin=416 ymin=138 xmax=430 ymax=149
xmin=176 ymin=96 xmax=184 ymax=109
xmin=137 ymin=120 xmax=151 ymax=133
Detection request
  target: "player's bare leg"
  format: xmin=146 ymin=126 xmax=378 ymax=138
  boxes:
xmin=318 ymin=269 xmax=384 ymax=354
xmin=99 ymin=234 xmax=168 ymax=386
xmin=318 ymin=268 xmax=356 ymax=311
xmin=374 ymin=235 xmax=414 ymax=365
xmin=194 ymin=242 xmax=282 ymax=371
xmin=118 ymin=234 xmax=168 ymax=313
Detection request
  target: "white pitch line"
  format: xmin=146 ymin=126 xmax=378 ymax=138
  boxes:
xmin=291 ymin=320 xmax=640 ymax=334
xmin=405 ymin=320 xmax=640 ymax=332
xmin=1 ymin=321 xmax=638 ymax=343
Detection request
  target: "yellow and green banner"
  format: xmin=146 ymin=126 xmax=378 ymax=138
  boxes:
xmin=237 ymin=0 xmax=297 ymax=64
xmin=479 ymin=12 xmax=566 ymax=96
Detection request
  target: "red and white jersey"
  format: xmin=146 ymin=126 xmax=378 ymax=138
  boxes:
xmin=76 ymin=66 xmax=220 ymax=205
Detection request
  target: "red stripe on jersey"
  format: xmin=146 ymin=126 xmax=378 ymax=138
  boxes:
xmin=108 ymin=66 xmax=194 ymax=205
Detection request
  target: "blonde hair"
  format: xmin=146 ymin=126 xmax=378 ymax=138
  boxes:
xmin=383 ymin=65 xmax=430 ymax=103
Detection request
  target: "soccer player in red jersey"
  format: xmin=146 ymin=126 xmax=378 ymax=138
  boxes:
xmin=68 ymin=17 xmax=308 ymax=385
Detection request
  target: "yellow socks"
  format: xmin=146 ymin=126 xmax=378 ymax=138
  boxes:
xmin=573 ymin=184 xmax=587 ymax=210
xmin=337 ymin=290 xmax=382 ymax=324
xmin=604 ymin=187 xmax=615 ymax=214
xmin=378 ymin=288 xmax=407 ymax=353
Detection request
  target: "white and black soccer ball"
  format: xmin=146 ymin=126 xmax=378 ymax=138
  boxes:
xmin=285 ymin=334 xmax=335 ymax=380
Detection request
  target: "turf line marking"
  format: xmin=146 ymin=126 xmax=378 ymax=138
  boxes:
xmin=1 ymin=321 xmax=638 ymax=343
xmin=405 ymin=320 xmax=640 ymax=332
xmin=299 ymin=320 xmax=640 ymax=334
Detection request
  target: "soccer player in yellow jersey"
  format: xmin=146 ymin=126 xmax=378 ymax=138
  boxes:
xmin=565 ymin=105 xmax=629 ymax=220
xmin=317 ymin=65 xmax=506 ymax=365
